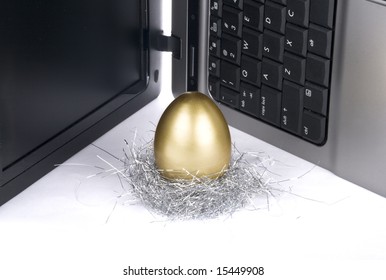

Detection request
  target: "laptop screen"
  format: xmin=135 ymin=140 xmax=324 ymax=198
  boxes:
xmin=0 ymin=0 xmax=147 ymax=170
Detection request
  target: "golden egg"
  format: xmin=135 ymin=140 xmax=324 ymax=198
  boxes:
xmin=154 ymin=91 xmax=231 ymax=180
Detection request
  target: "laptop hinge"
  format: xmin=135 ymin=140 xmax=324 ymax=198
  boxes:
xmin=156 ymin=33 xmax=181 ymax=60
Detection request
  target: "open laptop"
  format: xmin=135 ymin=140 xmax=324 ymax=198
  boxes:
xmin=171 ymin=0 xmax=386 ymax=197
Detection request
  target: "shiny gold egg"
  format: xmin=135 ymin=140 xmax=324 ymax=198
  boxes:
xmin=154 ymin=91 xmax=231 ymax=180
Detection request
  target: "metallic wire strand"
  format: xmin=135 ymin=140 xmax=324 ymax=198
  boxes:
xmin=121 ymin=139 xmax=273 ymax=220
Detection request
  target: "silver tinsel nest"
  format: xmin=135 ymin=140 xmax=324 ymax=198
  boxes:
xmin=100 ymin=137 xmax=278 ymax=220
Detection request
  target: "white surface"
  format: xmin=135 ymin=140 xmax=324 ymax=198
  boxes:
xmin=1 ymin=53 xmax=386 ymax=280
xmin=1 ymin=2 xmax=386 ymax=279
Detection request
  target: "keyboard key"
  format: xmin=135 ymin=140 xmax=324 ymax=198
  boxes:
xmin=287 ymin=0 xmax=310 ymax=28
xmin=243 ymin=0 xmax=264 ymax=32
xmin=283 ymin=52 xmax=306 ymax=85
xmin=210 ymin=0 xmax=223 ymax=17
xmin=210 ymin=17 xmax=222 ymax=37
xmin=302 ymin=110 xmax=326 ymax=144
xmin=281 ymin=81 xmax=304 ymax=134
xmin=262 ymin=58 xmax=283 ymax=90
xmin=208 ymin=76 xmax=221 ymax=100
xmin=220 ymin=86 xmax=240 ymax=108
xmin=308 ymin=23 xmax=333 ymax=58
xmin=224 ymin=0 xmax=243 ymax=10
xmin=264 ymin=1 xmax=286 ymax=34
xmin=209 ymin=36 xmax=221 ymax=57
xmin=241 ymin=55 xmax=262 ymax=86
xmin=260 ymin=85 xmax=282 ymax=126
xmin=221 ymin=33 xmax=242 ymax=64
xmin=240 ymin=82 xmax=260 ymax=117
xmin=304 ymin=82 xmax=328 ymax=116
xmin=271 ymin=0 xmax=287 ymax=6
xmin=285 ymin=23 xmax=308 ymax=57
xmin=242 ymin=28 xmax=263 ymax=59
xmin=222 ymin=6 xmax=243 ymax=37
xmin=220 ymin=60 xmax=240 ymax=90
xmin=209 ymin=56 xmax=221 ymax=77
xmin=263 ymin=30 xmax=285 ymax=62
xmin=310 ymin=0 xmax=335 ymax=29
xmin=306 ymin=54 xmax=330 ymax=87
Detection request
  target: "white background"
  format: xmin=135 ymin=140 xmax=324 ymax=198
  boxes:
xmin=1 ymin=1 xmax=386 ymax=279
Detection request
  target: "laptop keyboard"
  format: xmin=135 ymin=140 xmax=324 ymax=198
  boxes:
xmin=208 ymin=0 xmax=336 ymax=145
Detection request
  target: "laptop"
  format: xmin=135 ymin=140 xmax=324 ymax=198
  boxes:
xmin=1 ymin=0 xmax=385 ymax=207
xmin=0 ymin=0 xmax=162 ymax=205
xmin=171 ymin=0 xmax=386 ymax=197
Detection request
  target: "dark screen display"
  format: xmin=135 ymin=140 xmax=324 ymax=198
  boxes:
xmin=0 ymin=0 xmax=145 ymax=169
